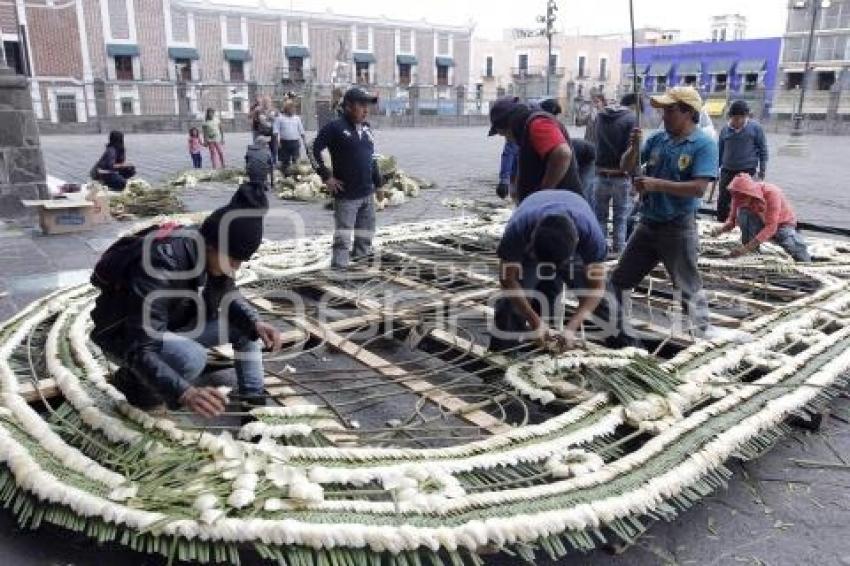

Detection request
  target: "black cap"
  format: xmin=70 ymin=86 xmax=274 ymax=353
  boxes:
xmin=199 ymin=184 xmax=267 ymax=261
xmin=728 ymin=100 xmax=750 ymax=117
xmin=488 ymin=96 xmax=522 ymax=136
xmin=343 ymin=87 xmax=378 ymax=104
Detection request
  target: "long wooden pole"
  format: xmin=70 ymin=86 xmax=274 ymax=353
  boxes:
xmin=629 ymin=0 xmax=640 ymax=128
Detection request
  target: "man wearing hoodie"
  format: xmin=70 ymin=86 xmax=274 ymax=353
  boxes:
xmin=89 ymin=157 xmax=282 ymax=418
xmin=712 ymin=173 xmax=810 ymax=262
xmin=716 ymin=100 xmax=768 ymax=222
xmin=593 ymin=93 xmax=639 ymax=254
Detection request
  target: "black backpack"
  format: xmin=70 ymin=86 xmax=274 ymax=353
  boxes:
xmin=90 ymin=223 xmax=181 ymax=292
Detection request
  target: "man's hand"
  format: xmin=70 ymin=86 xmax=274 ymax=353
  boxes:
xmin=535 ymin=327 xmax=571 ymax=354
xmin=709 ymin=225 xmax=728 ymax=238
xmin=256 ymin=321 xmax=283 ymax=353
xmin=180 ymin=386 xmax=227 ymax=418
xmin=326 ymin=177 xmax=344 ymax=195
xmin=495 ymin=182 xmax=509 ymax=199
xmin=729 ymin=246 xmax=748 ymax=258
xmin=633 ymin=176 xmax=659 ymax=195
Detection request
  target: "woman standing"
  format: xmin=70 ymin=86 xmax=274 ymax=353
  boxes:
xmin=273 ymin=99 xmax=307 ymax=171
xmin=90 ymin=130 xmax=136 ymax=191
xmin=202 ymin=108 xmax=225 ymax=169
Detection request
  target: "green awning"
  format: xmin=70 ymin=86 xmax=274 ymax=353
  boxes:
xmin=353 ymin=52 xmax=376 ymax=63
xmin=397 ymin=54 xmax=418 ymax=65
xmin=223 ymin=48 xmax=251 ymax=62
xmin=707 ymin=59 xmax=734 ymax=74
xmin=435 ymin=56 xmax=455 ymax=67
xmin=285 ymin=46 xmax=309 ymax=58
xmin=106 ymin=44 xmax=139 ymax=57
xmin=647 ymin=62 xmax=672 ymax=76
xmin=168 ymin=47 xmax=199 ymax=60
xmin=676 ymin=61 xmax=702 ymax=75
xmin=736 ymin=59 xmax=766 ymax=74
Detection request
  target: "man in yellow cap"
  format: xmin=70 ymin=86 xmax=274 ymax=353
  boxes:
xmin=605 ymin=86 xmax=721 ymax=344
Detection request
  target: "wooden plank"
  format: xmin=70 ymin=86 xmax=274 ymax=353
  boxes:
xmin=20 ymin=379 xmax=58 ymax=403
xmin=297 ymin=318 xmax=511 ymax=434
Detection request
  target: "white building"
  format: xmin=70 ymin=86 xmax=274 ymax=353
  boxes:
xmin=711 ymin=14 xmax=747 ymax=42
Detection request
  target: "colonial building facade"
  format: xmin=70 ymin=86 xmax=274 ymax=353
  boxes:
xmin=775 ymin=0 xmax=850 ymax=118
xmin=472 ymin=28 xmax=626 ymax=113
xmin=0 ymin=0 xmax=472 ymax=124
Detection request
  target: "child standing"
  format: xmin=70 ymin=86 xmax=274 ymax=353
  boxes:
xmin=188 ymin=127 xmax=203 ymax=169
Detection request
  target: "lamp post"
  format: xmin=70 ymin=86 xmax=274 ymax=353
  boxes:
xmin=781 ymin=0 xmax=831 ymax=156
xmin=536 ymin=0 xmax=558 ymax=96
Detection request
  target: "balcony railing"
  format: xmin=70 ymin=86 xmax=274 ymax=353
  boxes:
xmin=278 ymin=67 xmax=316 ymax=82
xmin=512 ymin=66 xmax=565 ymax=78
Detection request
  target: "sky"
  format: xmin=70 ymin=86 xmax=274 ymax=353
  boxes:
xmin=211 ymin=0 xmax=789 ymax=41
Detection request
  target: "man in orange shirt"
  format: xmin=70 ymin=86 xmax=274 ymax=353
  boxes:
xmin=712 ymin=173 xmax=811 ymax=262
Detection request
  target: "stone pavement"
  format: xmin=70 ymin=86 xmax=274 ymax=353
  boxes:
xmin=0 ymin=128 xmax=847 ymax=565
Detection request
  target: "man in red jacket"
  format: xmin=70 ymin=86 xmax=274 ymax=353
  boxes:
xmin=712 ymin=173 xmax=811 ymax=262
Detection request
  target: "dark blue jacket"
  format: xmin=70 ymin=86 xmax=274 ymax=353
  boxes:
xmin=499 ymin=141 xmax=519 ymax=184
xmin=313 ymin=116 xmax=382 ymax=200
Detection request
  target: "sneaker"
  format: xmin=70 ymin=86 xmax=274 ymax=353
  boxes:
xmin=698 ymin=326 xmax=755 ymax=344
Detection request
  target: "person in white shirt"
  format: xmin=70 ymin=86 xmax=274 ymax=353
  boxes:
xmin=273 ymin=100 xmax=308 ymax=171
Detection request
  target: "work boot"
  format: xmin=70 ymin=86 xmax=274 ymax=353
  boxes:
xmin=110 ymin=368 xmax=166 ymax=411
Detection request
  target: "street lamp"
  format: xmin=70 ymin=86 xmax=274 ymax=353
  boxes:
xmin=536 ymin=0 xmax=558 ymax=96
xmin=781 ymin=0 xmax=831 ymax=156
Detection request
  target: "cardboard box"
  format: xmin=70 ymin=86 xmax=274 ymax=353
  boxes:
xmin=22 ymin=199 xmax=96 ymax=235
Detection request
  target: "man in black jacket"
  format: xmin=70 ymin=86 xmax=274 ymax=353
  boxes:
xmin=313 ymin=87 xmax=383 ymax=269
xmin=89 ymin=163 xmax=283 ymax=418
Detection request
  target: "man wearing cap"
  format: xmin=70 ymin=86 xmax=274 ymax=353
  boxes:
xmin=488 ymin=97 xmax=582 ymax=203
xmin=711 ymin=173 xmax=811 ymax=262
xmin=610 ymin=86 xmax=719 ymax=341
xmin=313 ymin=87 xmax=383 ymax=269
xmin=716 ymin=100 xmax=768 ymax=222
xmin=89 ymin=164 xmax=283 ymax=418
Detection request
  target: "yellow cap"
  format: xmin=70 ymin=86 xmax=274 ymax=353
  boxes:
xmin=650 ymin=86 xmax=703 ymax=113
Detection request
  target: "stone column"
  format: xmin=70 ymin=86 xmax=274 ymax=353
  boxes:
xmin=0 ymin=67 xmax=48 ymax=217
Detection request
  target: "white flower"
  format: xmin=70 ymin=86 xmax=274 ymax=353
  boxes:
xmin=288 ymin=479 xmax=324 ymax=504
xmin=199 ymin=508 xmax=225 ymax=525
xmin=233 ymin=473 xmax=259 ymax=491
xmin=263 ymin=498 xmax=286 ymax=512
xmin=545 ymin=450 xmax=605 ymax=479
xmin=227 ymin=489 xmax=256 ymax=509
xmin=193 ymin=493 xmax=218 ymax=512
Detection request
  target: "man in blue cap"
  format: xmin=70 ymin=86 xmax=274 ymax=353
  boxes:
xmin=313 ymin=86 xmax=384 ymax=269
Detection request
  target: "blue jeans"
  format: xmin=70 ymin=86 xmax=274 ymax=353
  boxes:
xmin=160 ymin=318 xmax=264 ymax=395
xmin=581 ymin=169 xmax=596 ymax=206
xmin=594 ymin=175 xmax=634 ymax=253
xmin=332 ymin=195 xmax=376 ymax=268
xmin=191 ymin=153 xmax=202 ymax=168
xmin=738 ymin=209 xmax=811 ymax=262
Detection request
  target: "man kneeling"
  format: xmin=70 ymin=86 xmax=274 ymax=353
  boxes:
xmin=89 ymin=175 xmax=283 ymax=418
xmin=712 ymin=173 xmax=811 ymax=262
xmin=491 ymin=190 xmax=607 ymax=352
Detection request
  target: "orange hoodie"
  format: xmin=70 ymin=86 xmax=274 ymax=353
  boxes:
xmin=722 ymin=174 xmax=798 ymax=243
